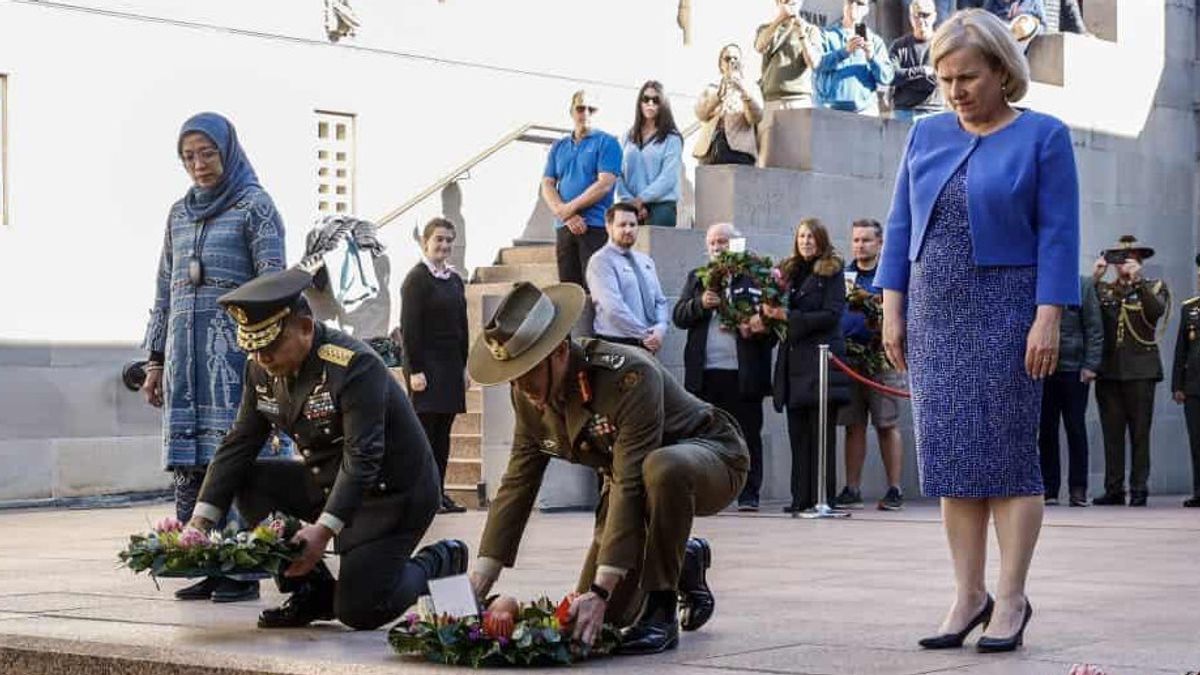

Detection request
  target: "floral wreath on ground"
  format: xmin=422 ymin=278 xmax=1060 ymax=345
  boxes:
xmin=695 ymin=250 xmax=788 ymax=341
xmin=388 ymin=594 xmax=620 ymax=668
xmin=117 ymin=513 xmax=301 ymax=584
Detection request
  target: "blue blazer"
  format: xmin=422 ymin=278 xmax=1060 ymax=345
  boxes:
xmin=875 ymin=110 xmax=1080 ymax=306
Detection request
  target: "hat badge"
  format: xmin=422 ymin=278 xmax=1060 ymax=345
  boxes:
xmin=486 ymin=338 xmax=510 ymax=362
xmin=229 ymin=306 xmax=249 ymax=325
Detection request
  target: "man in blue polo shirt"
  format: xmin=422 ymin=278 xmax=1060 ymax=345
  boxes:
xmin=542 ymin=89 xmax=623 ymax=290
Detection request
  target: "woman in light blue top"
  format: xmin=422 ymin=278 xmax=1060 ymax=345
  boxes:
xmin=617 ymin=80 xmax=683 ymax=227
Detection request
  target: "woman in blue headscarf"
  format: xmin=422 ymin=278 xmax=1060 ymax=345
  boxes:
xmin=141 ymin=112 xmax=287 ymax=603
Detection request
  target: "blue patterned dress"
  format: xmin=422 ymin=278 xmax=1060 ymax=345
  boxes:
xmin=142 ymin=187 xmax=286 ymax=469
xmin=907 ymin=164 xmax=1045 ymax=497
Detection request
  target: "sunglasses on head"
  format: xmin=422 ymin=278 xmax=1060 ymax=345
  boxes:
xmin=574 ymin=105 xmax=597 ymax=114
xmin=641 ymin=95 xmax=661 ymax=105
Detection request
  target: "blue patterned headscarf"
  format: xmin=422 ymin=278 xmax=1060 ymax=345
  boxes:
xmin=178 ymin=112 xmax=262 ymax=222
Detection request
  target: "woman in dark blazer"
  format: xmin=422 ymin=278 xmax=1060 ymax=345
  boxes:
xmin=763 ymin=218 xmax=849 ymax=513
xmin=400 ymin=218 xmax=469 ymax=514
xmin=673 ymin=222 xmax=777 ymax=511
xmin=875 ymin=10 xmax=1079 ymax=653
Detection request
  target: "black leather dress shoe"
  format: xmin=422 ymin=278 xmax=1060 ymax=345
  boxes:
xmin=618 ymin=618 xmax=679 ymax=655
xmin=174 ymin=577 xmax=220 ymax=601
xmin=918 ymin=595 xmax=993 ymax=649
xmin=414 ymin=539 xmax=469 ymax=579
xmin=977 ymin=600 xmax=1033 ymax=653
xmin=1184 ymin=495 xmax=1200 ymax=508
xmin=211 ymin=578 xmax=260 ymax=603
xmin=1092 ymin=492 xmax=1125 ymax=506
xmin=438 ymin=494 xmax=467 ymax=514
xmin=258 ymin=586 xmax=335 ymax=628
xmin=1128 ymin=492 xmax=1148 ymax=507
xmin=678 ymin=537 xmax=714 ymax=632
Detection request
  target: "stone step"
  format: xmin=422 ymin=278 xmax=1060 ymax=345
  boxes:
xmin=465 ymin=387 xmax=482 ymax=412
xmin=451 ymin=411 xmax=480 ymax=435
xmin=444 ymin=483 xmax=484 ymax=509
xmin=498 ymin=244 xmax=556 ymax=265
xmin=445 ymin=456 xmax=482 ymax=486
xmin=472 ymin=262 xmax=558 ymax=285
xmin=449 ymin=433 xmax=480 ymax=460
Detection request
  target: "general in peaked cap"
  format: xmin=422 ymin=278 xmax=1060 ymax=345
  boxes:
xmin=217 ymin=267 xmax=314 ymax=351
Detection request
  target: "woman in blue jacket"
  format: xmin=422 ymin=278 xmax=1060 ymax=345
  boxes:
xmin=875 ymin=11 xmax=1079 ymax=653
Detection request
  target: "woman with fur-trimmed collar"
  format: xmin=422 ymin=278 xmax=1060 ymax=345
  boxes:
xmin=763 ymin=218 xmax=849 ymax=512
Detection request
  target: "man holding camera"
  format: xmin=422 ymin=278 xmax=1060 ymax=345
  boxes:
xmin=1092 ymin=235 xmax=1170 ymax=507
xmin=813 ymin=0 xmax=894 ymax=115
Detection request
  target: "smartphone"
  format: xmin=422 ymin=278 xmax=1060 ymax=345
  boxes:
xmin=854 ymin=22 xmax=867 ymax=39
xmin=1103 ymin=250 xmax=1130 ymax=265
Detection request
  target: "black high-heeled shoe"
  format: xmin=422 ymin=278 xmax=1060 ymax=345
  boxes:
xmin=977 ymin=599 xmax=1033 ymax=653
xmin=918 ymin=595 xmax=994 ymax=649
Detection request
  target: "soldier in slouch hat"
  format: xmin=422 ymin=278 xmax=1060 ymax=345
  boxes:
xmin=1092 ymin=235 xmax=1170 ymax=507
xmin=466 ymin=281 xmax=749 ymax=654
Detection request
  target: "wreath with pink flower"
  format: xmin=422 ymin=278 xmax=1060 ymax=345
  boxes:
xmin=694 ymin=250 xmax=788 ymax=341
xmin=388 ymin=594 xmax=620 ymax=667
xmin=117 ymin=513 xmax=301 ymax=583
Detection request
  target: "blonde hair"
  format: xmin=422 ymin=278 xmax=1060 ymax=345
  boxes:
xmin=930 ymin=8 xmax=1030 ymax=103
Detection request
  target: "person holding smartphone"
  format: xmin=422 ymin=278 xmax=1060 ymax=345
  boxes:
xmin=813 ymin=0 xmax=894 ymax=115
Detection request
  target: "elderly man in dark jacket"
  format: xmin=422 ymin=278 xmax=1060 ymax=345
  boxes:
xmin=1038 ymin=276 xmax=1103 ymax=507
xmin=673 ymin=223 xmax=777 ymax=511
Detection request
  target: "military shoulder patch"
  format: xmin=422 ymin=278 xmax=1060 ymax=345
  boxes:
xmin=318 ymin=344 xmax=355 ymax=367
xmin=587 ymin=352 xmax=627 ymax=371
xmin=1184 ymin=296 xmax=1200 ymax=307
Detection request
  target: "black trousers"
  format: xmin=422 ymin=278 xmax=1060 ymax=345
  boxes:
xmin=1095 ymin=379 xmax=1156 ymax=495
xmin=418 ymin=412 xmax=455 ymax=493
xmin=555 ymin=226 xmax=608 ymax=290
xmin=786 ymin=405 xmax=838 ymax=508
xmin=234 ymin=461 xmax=436 ymax=630
xmin=697 ymin=369 xmax=764 ymax=503
xmin=1184 ymin=397 xmax=1200 ymax=496
xmin=1038 ymin=371 xmax=1091 ymax=497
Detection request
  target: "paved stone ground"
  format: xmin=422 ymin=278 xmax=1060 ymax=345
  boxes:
xmin=0 ymin=498 xmax=1197 ymax=674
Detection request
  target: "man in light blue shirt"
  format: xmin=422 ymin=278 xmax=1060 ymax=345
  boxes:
xmin=543 ymin=89 xmax=623 ymax=290
xmin=586 ymin=202 xmax=669 ymax=354
xmin=814 ymin=0 xmax=895 ymax=115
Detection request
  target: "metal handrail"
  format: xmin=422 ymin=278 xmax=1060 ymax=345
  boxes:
xmin=376 ymin=119 xmax=703 ymax=228
xmin=375 ymin=123 xmax=570 ymax=227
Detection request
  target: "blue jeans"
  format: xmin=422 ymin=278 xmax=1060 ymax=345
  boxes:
xmin=1038 ymin=371 xmax=1091 ymax=497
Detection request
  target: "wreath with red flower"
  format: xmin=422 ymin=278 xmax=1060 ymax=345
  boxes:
xmin=388 ymin=594 xmax=620 ymax=667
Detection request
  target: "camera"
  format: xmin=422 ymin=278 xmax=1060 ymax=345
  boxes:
xmin=1101 ymin=249 xmax=1131 ymax=266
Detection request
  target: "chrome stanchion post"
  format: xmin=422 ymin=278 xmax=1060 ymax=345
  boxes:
xmin=802 ymin=344 xmax=849 ymax=519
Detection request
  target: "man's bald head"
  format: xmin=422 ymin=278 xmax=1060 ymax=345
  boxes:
xmin=706 ymin=222 xmax=741 ymax=259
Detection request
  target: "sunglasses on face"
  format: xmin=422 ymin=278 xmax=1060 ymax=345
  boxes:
xmin=641 ymin=95 xmax=661 ymax=105
xmin=574 ymin=106 xmax=597 ymax=114
xmin=916 ymin=11 xmax=934 ymax=19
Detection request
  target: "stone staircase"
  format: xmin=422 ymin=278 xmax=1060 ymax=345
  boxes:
xmin=444 ymin=241 xmax=557 ymax=509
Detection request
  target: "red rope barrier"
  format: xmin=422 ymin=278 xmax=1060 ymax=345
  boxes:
xmin=828 ymin=353 xmax=912 ymax=399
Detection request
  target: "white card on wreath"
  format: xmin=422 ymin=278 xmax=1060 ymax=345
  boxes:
xmin=729 ymin=237 xmax=747 ymax=253
xmin=428 ymin=574 xmax=479 ymax=618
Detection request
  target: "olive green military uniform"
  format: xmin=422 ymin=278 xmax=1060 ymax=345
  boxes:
xmin=478 ymin=339 xmax=749 ymax=625
xmin=1094 ymin=277 xmax=1169 ymax=497
xmin=1170 ymin=296 xmax=1200 ymax=498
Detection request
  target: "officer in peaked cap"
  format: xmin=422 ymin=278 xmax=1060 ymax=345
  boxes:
xmin=466 ymin=281 xmax=749 ymax=655
xmin=1170 ymin=253 xmax=1200 ymax=508
xmin=1092 ymin=235 xmax=1170 ymax=507
xmin=185 ymin=267 xmax=469 ymax=630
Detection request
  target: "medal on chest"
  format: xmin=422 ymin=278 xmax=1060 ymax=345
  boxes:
xmin=303 ymin=372 xmax=335 ymax=423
